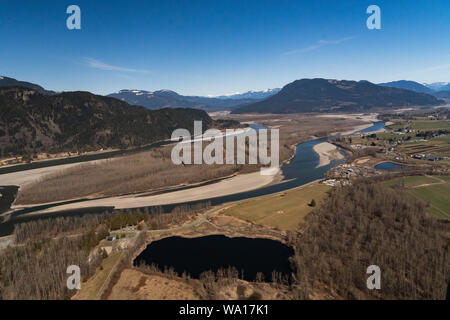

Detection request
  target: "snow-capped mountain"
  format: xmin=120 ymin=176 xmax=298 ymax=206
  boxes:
xmin=424 ymin=82 xmax=450 ymax=91
xmin=378 ymin=81 xmax=435 ymax=94
xmin=214 ymin=88 xmax=281 ymax=100
xmin=107 ymin=89 xmax=262 ymax=111
xmin=378 ymin=80 xmax=450 ymax=99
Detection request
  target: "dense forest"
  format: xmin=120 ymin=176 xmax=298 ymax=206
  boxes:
xmin=2 ymin=174 xmax=449 ymax=299
xmin=290 ymin=179 xmax=450 ymax=300
xmin=0 ymin=86 xmax=213 ymax=157
xmin=0 ymin=235 xmax=104 ymax=299
xmin=0 ymin=202 xmax=209 ymax=299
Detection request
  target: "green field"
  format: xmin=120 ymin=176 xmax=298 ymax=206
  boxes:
xmin=438 ymin=176 xmax=450 ymax=183
xmin=410 ymin=121 xmax=450 ymax=130
xmin=409 ymin=184 xmax=450 ymax=219
xmin=399 ymin=137 xmax=450 ymax=157
xmin=433 ymin=135 xmax=450 ymax=143
xmin=357 ymin=119 xmax=450 ymax=157
xmin=387 ymin=123 xmax=404 ymax=131
xmin=223 ymin=182 xmax=330 ymax=231
xmin=387 ymin=120 xmax=450 ymax=131
xmin=381 ymin=176 xmax=442 ymax=188
xmin=353 ymin=131 xmax=450 ymax=158
xmin=382 ymin=176 xmax=450 ymax=220
xmin=375 ymin=132 xmax=411 ymax=140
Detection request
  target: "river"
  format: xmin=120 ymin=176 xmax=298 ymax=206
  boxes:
xmin=0 ymin=121 xmax=385 ymax=237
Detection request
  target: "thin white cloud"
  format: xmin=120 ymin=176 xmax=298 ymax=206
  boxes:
xmin=416 ymin=63 xmax=450 ymax=73
xmin=282 ymin=37 xmax=354 ymax=56
xmin=398 ymin=63 xmax=450 ymax=80
xmin=83 ymin=57 xmax=148 ymax=73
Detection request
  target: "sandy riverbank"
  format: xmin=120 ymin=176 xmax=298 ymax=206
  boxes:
xmin=338 ymin=123 xmax=373 ymax=135
xmin=16 ymin=170 xmax=277 ymax=215
xmin=317 ymin=113 xmax=379 ymax=135
xmin=313 ymin=142 xmax=345 ymax=168
xmin=0 ymin=160 xmax=106 ymax=187
xmin=0 ymin=127 xmax=253 ymax=190
xmin=317 ymin=113 xmax=379 ymax=122
xmin=4 ymin=117 xmax=383 ymax=215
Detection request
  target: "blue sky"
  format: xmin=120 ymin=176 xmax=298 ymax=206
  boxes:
xmin=0 ymin=0 xmax=449 ymax=96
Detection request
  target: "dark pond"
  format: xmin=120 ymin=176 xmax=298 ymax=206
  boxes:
xmin=133 ymin=235 xmax=294 ymax=282
xmin=374 ymin=162 xmax=404 ymax=171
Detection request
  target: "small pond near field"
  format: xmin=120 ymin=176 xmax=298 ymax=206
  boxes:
xmin=374 ymin=162 xmax=404 ymax=171
xmin=133 ymin=235 xmax=294 ymax=282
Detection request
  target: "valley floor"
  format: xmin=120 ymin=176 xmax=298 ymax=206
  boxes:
xmin=17 ymin=170 xmax=277 ymax=215
xmin=4 ymin=114 xmax=372 ymax=214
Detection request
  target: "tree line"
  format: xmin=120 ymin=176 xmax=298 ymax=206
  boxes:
xmin=0 ymin=201 xmax=210 ymax=299
xmin=289 ymin=178 xmax=450 ymax=300
xmin=13 ymin=201 xmax=210 ymax=244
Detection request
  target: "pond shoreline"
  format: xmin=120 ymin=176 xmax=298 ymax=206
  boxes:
xmin=133 ymin=234 xmax=294 ymax=282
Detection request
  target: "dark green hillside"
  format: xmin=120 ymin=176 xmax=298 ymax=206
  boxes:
xmin=434 ymin=90 xmax=450 ymax=99
xmin=233 ymin=79 xmax=444 ymax=114
xmin=378 ymin=80 xmax=435 ymax=94
xmin=0 ymin=76 xmax=54 ymax=95
xmin=0 ymin=87 xmax=212 ymax=157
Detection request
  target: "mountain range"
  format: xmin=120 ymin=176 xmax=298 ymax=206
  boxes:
xmin=1 ymin=75 xmax=447 ymax=118
xmin=379 ymin=80 xmax=450 ymax=99
xmin=0 ymin=76 xmax=281 ymax=111
xmin=424 ymin=82 xmax=450 ymax=91
xmin=213 ymin=88 xmax=281 ymax=100
xmin=0 ymin=76 xmax=55 ymax=95
xmin=232 ymin=79 xmax=444 ymax=114
xmin=378 ymin=80 xmax=435 ymax=94
xmin=0 ymin=87 xmax=213 ymax=157
xmin=433 ymin=90 xmax=450 ymax=99
xmin=107 ymin=89 xmax=262 ymax=111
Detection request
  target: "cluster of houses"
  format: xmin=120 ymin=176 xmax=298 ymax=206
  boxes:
xmin=324 ymin=164 xmax=381 ymax=186
xmin=379 ymin=147 xmax=396 ymax=154
xmin=411 ymin=154 xmax=449 ymax=161
xmin=98 ymin=233 xmax=132 ymax=256
xmin=322 ymin=179 xmax=347 ymax=187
